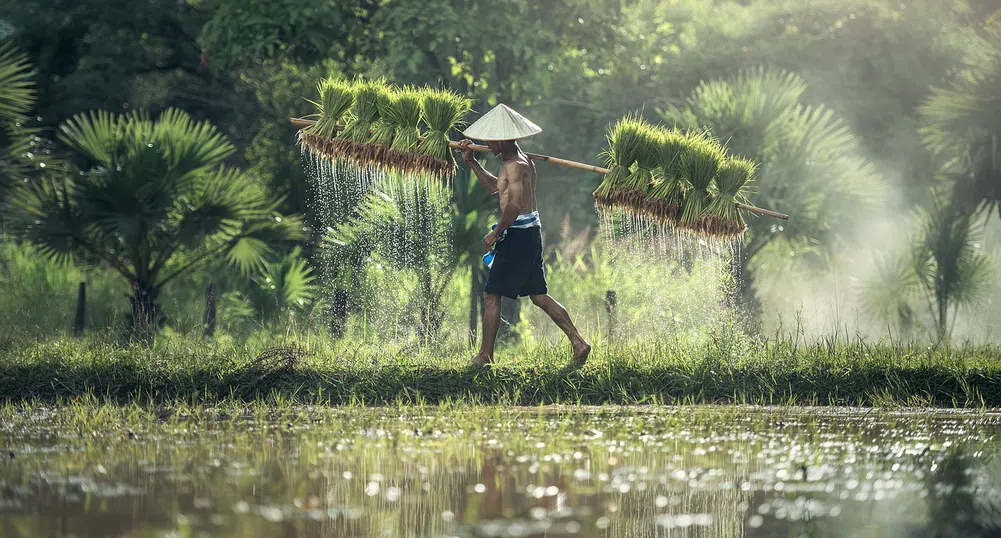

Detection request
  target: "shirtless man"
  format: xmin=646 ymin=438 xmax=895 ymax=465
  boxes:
xmin=456 ymin=104 xmax=591 ymax=367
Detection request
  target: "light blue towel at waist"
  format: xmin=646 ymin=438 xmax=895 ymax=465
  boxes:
xmin=508 ymin=211 xmax=541 ymax=229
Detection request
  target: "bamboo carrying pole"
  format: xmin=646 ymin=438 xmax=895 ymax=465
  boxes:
xmin=290 ymin=117 xmax=790 ymax=221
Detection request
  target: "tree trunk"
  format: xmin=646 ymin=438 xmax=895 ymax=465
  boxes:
xmin=73 ymin=282 xmax=86 ymax=337
xmin=937 ymin=289 xmax=949 ymax=342
xmin=129 ymin=281 xmax=162 ymax=343
xmin=203 ymin=282 xmax=217 ymax=338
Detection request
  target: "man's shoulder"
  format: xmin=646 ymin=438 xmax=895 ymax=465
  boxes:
xmin=502 ymin=159 xmax=531 ymax=177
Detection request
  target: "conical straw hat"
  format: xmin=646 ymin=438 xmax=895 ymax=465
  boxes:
xmin=462 ymin=104 xmax=542 ymax=141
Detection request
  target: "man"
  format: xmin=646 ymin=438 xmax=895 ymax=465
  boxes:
xmin=456 ymin=104 xmax=591 ymax=367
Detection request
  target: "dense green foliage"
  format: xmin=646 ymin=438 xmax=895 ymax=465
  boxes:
xmin=0 ymin=0 xmax=999 ymax=346
xmin=6 ymin=109 xmax=305 ymax=335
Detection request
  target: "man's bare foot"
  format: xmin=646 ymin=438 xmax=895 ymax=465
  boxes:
xmin=471 ymin=353 xmax=493 ymax=367
xmin=571 ymin=341 xmax=591 ymax=366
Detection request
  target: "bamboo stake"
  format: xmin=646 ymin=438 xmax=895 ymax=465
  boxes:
xmin=290 ymin=117 xmax=790 ymax=221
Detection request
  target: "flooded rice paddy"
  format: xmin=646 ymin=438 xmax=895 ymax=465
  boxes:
xmin=1 ymin=406 xmax=1000 ymax=537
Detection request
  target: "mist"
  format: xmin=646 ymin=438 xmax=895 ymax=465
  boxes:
xmin=514 ymin=0 xmax=1001 ymax=344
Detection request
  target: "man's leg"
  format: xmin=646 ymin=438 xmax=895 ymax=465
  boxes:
xmin=530 ymin=294 xmax=591 ymax=364
xmin=473 ymin=292 xmax=502 ymax=365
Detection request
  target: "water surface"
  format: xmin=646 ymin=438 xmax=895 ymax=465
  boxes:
xmin=1 ymin=406 xmax=999 ymax=537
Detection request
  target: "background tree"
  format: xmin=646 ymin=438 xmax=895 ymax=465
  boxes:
xmin=6 ymin=109 xmax=304 ymax=336
xmin=920 ymin=27 xmax=1001 ymax=220
xmin=862 ymin=193 xmax=993 ymax=342
xmin=1 ymin=1 xmax=221 ymax=124
xmin=660 ymin=68 xmax=882 ymax=314
xmin=913 ymin=195 xmax=993 ymax=341
xmin=192 ymin=0 xmax=374 ymax=75
xmin=220 ymin=246 xmax=317 ymax=331
xmin=0 ymin=43 xmax=57 ymax=208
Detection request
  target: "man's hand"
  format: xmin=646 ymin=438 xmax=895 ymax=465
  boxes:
xmin=457 ymin=139 xmax=476 ymax=164
xmin=483 ymin=230 xmax=501 ymax=251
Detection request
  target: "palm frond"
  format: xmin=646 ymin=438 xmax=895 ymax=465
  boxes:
xmin=153 ymin=108 xmax=236 ymax=175
xmin=6 ymin=174 xmax=83 ymax=265
xmin=58 ymin=110 xmax=125 ymax=166
xmin=226 ymin=236 xmax=273 ymax=275
xmin=0 ymin=43 xmax=35 ymax=124
xmin=171 ymin=167 xmax=266 ymax=248
xmin=250 ymin=247 xmax=317 ymax=316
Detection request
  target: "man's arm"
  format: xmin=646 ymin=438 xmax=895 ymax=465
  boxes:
xmin=468 ymin=158 xmax=500 ymax=194
xmin=457 ymin=139 xmax=499 ymax=194
xmin=495 ymin=161 xmax=524 ymax=233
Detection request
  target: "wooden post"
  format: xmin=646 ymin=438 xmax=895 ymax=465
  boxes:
xmin=605 ymin=290 xmax=617 ymax=341
xmin=203 ymin=283 xmax=217 ymax=338
xmin=73 ymin=282 xmax=86 ymax=337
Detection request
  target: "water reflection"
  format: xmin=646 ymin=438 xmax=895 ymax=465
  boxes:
xmin=0 ymin=407 xmax=998 ymax=537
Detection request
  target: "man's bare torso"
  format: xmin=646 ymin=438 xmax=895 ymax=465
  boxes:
xmin=497 ymin=155 xmax=538 ymax=214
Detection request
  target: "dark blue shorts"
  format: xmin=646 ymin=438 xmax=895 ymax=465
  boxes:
xmin=484 ymin=227 xmax=548 ymax=300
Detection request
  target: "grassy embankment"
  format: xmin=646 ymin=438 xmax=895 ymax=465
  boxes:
xmin=1 ymin=333 xmax=1000 ymax=407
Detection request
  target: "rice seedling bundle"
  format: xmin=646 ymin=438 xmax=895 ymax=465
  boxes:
xmin=615 ymin=120 xmax=660 ymax=211
xmin=368 ymin=87 xmax=399 ymax=165
xmin=677 ymin=133 xmax=724 ymax=233
xmin=643 ymin=129 xmax=690 ymax=223
xmin=301 ymin=77 xmax=354 ymax=161
xmin=339 ymin=80 xmax=388 ymax=167
xmin=384 ymin=86 xmax=425 ymax=174
xmin=593 ymin=116 xmax=645 ymax=208
xmin=703 ymin=156 xmax=756 ymax=239
xmin=417 ymin=88 xmax=472 ymax=180
xmin=294 ymin=86 xmax=790 ymax=232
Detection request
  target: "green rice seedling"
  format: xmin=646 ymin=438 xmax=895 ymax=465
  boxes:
xmin=385 ymin=86 xmax=425 ymax=173
xmin=594 ymin=115 xmax=645 ymax=209
xmin=615 ymin=120 xmax=661 ymax=212
xmin=677 ymin=132 xmax=725 ymax=233
xmin=301 ymin=77 xmax=354 ymax=161
xmin=340 ymin=79 xmax=389 ymax=166
xmin=704 ymin=156 xmax=756 ymax=240
xmin=642 ymin=128 xmax=689 ymax=223
xmin=368 ymin=86 xmax=399 ymax=167
xmin=417 ymin=87 xmax=471 ymax=180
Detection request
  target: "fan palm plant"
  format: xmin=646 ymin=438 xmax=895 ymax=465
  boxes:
xmin=660 ymin=67 xmax=881 ymax=312
xmin=6 ymin=108 xmax=304 ymax=337
xmin=0 ymin=43 xmax=33 ymax=126
xmin=919 ymin=27 xmax=1001 ymax=220
xmin=860 ymin=251 xmax=920 ymax=339
xmin=223 ymin=246 xmax=317 ymax=328
xmin=0 ymin=43 xmax=56 ymax=205
xmin=912 ymin=194 xmax=992 ymax=342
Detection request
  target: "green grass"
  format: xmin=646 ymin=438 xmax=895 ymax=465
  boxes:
xmin=2 ymin=333 xmax=1000 ymax=407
